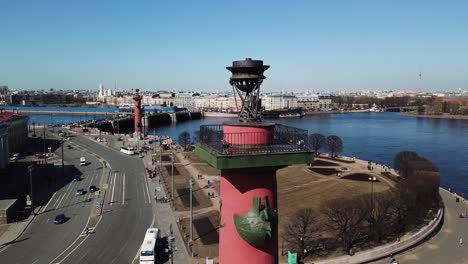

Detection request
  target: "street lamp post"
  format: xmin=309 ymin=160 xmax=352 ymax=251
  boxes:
xmin=171 ymin=152 xmax=174 ymax=201
xmin=167 ymin=224 xmax=175 ymax=264
xmin=61 ymin=137 xmax=65 ymax=179
xmin=43 ymin=126 xmax=47 ymax=164
xmin=28 ymin=164 xmax=35 ymax=214
xmin=189 ymin=176 xmax=193 ymax=243
xmin=159 ymin=140 xmax=162 ymax=173
xmin=368 ymin=176 xmax=377 ymax=235
xmin=369 ymin=176 xmax=377 ymax=206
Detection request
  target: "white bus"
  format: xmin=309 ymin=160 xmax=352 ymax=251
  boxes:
xmin=120 ymin=146 xmax=135 ymax=155
xmin=79 ymin=157 xmax=87 ymax=166
xmin=140 ymin=228 xmax=160 ymax=264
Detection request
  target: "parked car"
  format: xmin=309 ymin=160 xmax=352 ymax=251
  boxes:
xmin=89 ymin=185 xmax=99 ymax=193
xmin=54 ymin=213 xmax=66 ymax=224
xmin=76 ymin=189 xmax=85 ymax=196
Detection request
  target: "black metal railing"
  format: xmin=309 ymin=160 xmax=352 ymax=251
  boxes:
xmin=198 ymin=124 xmax=309 ymax=156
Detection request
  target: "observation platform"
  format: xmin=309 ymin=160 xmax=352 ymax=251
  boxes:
xmin=195 ymin=123 xmax=313 ymax=169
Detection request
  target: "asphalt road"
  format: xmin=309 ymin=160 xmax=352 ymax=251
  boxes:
xmin=376 ymin=189 xmax=468 ymax=264
xmin=0 ymin=137 xmax=103 ymax=264
xmin=51 ymin=135 xmax=153 ymax=264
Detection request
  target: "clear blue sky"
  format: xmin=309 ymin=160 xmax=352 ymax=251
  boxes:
xmin=1 ymin=0 xmax=467 ymax=92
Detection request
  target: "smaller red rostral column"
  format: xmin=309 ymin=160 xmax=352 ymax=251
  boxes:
xmin=133 ymin=89 xmax=142 ymax=137
xmin=195 ymin=58 xmax=312 ymax=264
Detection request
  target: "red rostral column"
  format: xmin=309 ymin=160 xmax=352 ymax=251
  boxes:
xmin=195 ymin=59 xmax=312 ymax=264
xmin=133 ymin=89 xmax=142 ymax=137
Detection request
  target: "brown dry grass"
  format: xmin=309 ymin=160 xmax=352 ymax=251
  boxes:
xmin=159 ymin=164 xmax=213 ymax=211
xmin=179 ymin=211 xmax=220 ymax=260
xmin=170 ymin=153 xmax=393 ymax=262
xmin=194 ymin=164 xmax=220 ymax=176
xmin=184 ymin=151 xmax=206 ymax=163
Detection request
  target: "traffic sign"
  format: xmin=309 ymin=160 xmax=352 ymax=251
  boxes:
xmin=95 ymin=201 xmax=101 ymax=206
xmin=102 ymin=184 xmax=109 ymax=190
xmin=26 ymin=200 xmax=32 ymax=206
xmin=94 ymin=191 xmax=100 ymax=196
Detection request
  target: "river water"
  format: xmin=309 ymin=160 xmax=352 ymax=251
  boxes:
xmin=21 ymin=111 xmax=467 ymax=194
xmin=149 ymin=112 xmax=468 ymax=195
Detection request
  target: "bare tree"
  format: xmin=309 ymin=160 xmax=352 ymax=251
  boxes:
xmin=282 ymin=208 xmax=321 ymax=261
xmin=326 ymin=135 xmax=343 ymax=158
xmin=358 ymin=192 xmax=397 ymax=242
xmin=393 ymin=151 xmax=419 ymax=178
xmin=178 ymin=131 xmax=191 ymax=148
xmin=417 ymin=105 xmax=425 ymax=115
xmin=322 ymin=197 xmax=364 ymax=254
xmin=309 ymin=133 xmax=326 ymax=156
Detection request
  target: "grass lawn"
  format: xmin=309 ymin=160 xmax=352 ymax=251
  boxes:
xmin=179 ymin=210 xmax=220 ymax=259
xmin=160 ymin=164 xmax=212 ymax=211
xmin=184 ymin=151 xmax=206 ymax=163
xmin=194 ymin=164 xmax=220 ymax=176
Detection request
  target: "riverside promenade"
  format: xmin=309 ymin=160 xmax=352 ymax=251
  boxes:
xmin=375 ymin=188 xmax=468 ymax=264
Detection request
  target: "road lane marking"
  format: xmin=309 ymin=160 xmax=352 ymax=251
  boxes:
xmin=42 ymin=191 xmax=58 ymax=213
xmin=55 ymin=193 xmax=67 ymax=209
xmin=110 ymin=172 xmax=117 ymax=204
xmin=142 ymin=169 xmax=152 ymax=204
xmin=31 ymin=260 xmax=39 ymax=264
xmin=122 ymin=173 xmax=126 ymax=205
xmin=132 ymin=215 xmax=155 ymax=264
xmin=131 ymin=246 xmax=141 ymax=264
xmin=52 ymin=193 xmax=63 ymax=208
xmin=54 ymin=233 xmax=90 ymax=264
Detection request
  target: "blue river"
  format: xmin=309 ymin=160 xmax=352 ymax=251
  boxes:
xmin=149 ymin=112 xmax=468 ymax=196
xmin=15 ymin=111 xmax=468 ymax=195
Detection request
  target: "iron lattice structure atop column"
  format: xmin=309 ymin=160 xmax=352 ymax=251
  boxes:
xmin=227 ymin=58 xmax=269 ymax=122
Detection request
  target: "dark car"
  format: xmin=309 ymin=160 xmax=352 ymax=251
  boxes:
xmin=76 ymin=189 xmax=86 ymax=196
xmin=89 ymin=185 xmax=99 ymax=193
xmin=73 ymin=176 xmax=82 ymax=182
xmin=54 ymin=213 xmax=66 ymax=224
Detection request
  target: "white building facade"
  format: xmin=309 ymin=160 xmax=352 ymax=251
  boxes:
xmin=261 ymin=94 xmax=298 ymax=111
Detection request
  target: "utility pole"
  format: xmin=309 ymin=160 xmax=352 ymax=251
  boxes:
xmin=43 ymin=126 xmax=47 ymax=163
xmin=61 ymin=137 xmax=65 ymax=178
xmin=171 ymin=152 xmax=174 ymax=201
xmin=153 ymin=129 xmax=156 ymax=153
xmin=189 ymin=176 xmax=193 ymax=243
xmin=28 ymin=164 xmax=35 ymax=214
xmin=167 ymin=224 xmax=175 ymax=264
xmin=159 ymin=140 xmax=162 ymax=173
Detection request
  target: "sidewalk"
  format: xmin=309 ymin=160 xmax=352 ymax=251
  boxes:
xmin=0 ymin=206 xmax=40 ymax=250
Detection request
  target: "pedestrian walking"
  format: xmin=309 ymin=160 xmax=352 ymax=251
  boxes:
xmin=460 ymin=236 xmax=463 ymax=246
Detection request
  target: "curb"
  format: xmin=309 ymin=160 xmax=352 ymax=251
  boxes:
xmin=0 ymin=205 xmax=42 ymax=250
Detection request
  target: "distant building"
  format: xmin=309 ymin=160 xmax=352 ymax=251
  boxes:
xmin=98 ymin=83 xmax=104 ymax=99
xmin=318 ymin=95 xmax=333 ymax=111
xmin=262 ymin=94 xmax=297 ymax=111
xmin=0 ymin=86 xmax=8 ymax=106
xmin=0 ymin=123 xmax=9 ymax=168
xmin=175 ymin=93 xmax=194 ymax=109
xmin=0 ymin=112 xmax=28 ymax=156
xmin=297 ymin=94 xmax=320 ymax=111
